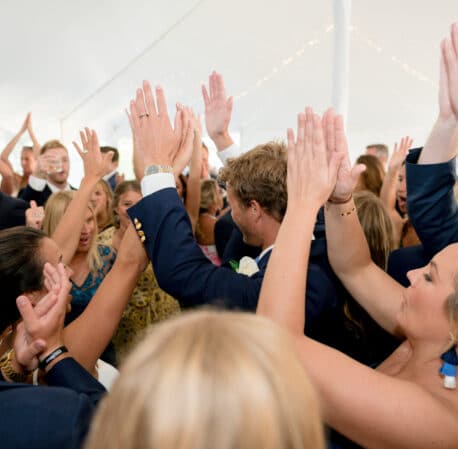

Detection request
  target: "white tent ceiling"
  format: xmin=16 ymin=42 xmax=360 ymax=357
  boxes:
xmin=0 ymin=0 xmax=456 ymax=183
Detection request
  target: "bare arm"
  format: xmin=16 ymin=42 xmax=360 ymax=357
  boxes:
xmin=420 ymin=25 xmax=458 ymax=164
xmin=26 ymin=113 xmax=41 ymax=156
xmin=184 ymin=113 xmax=203 ymax=233
xmin=324 ymin=111 xmax=405 ymax=336
xmin=294 ymin=336 xmax=456 ymax=449
xmin=64 ymin=224 xmax=147 ymax=371
xmin=380 ymin=138 xmax=411 ymax=244
xmin=0 ymin=159 xmax=15 ymax=195
xmin=0 ymin=113 xmax=28 ymax=170
xmin=257 ymin=108 xmax=457 ymax=449
xmin=258 ymin=107 xmax=343 ymax=333
xmin=127 ymin=109 xmax=144 ymax=182
xmin=51 ymin=129 xmax=113 ymax=264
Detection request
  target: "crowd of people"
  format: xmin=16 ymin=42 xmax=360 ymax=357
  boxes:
xmin=0 ymin=22 xmax=457 ymax=449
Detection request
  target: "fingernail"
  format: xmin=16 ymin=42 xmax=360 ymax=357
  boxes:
xmin=17 ymin=296 xmax=27 ymax=306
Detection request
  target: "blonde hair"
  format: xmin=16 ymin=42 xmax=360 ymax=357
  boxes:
xmin=84 ymin=310 xmax=325 ymax=449
xmin=40 ymin=139 xmax=67 ymax=155
xmin=94 ymin=179 xmax=114 ymax=230
xmin=355 ymin=154 xmax=385 ymax=196
xmin=219 ymin=141 xmax=287 ymax=222
xmin=354 ymin=191 xmax=396 ymax=270
xmin=43 ymin=191 xmax=102 ymax=272
xmin=199 ymin=179 xmax=219 ymax=211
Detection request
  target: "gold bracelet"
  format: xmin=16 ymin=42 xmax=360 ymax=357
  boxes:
xmin=0 ymin=349 xmax=29 ymax=383
xmin=339 ymin=206 xmax=356 ymax=217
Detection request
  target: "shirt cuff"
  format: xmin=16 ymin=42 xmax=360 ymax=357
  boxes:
xmin=141 ymin=173 xmax=176 ymax=197
xmin=217 ymin=144 xmax=242 ymax=166
xmin=28 ymin=175 xmax=47 ymax=191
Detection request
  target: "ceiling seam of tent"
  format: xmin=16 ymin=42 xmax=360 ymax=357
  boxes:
xmin=60 ymin=0 xmax=207 ymax=123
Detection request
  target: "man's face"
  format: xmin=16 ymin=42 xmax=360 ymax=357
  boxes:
xmin=45 ymin=147 xmax=69 ymax=187
xmin=227 ymin=186 xmax=257 ymax=245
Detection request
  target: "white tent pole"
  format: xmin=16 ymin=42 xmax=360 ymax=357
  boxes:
xmin=332 ymin=0 xmax=352 ymax=122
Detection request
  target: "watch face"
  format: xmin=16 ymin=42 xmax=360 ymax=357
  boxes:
xmin=147 ymin=166 xmax=159 ymax=174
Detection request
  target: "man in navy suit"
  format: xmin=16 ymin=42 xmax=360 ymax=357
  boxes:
xmin=125 ymin=79 xmax=394 ymax=364
xmin=0 ymin=263 xmax=105 ymax=449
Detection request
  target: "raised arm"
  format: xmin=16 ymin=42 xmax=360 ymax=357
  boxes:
xmin=0 ymin=113 xmax=29 ymax=169
xmin=420 ymin=24 xmax=458 ymax=164
xmin=26 ymin=113 xmax=41 ymax=156
xmin=64 ymin=223 xmax=147 ymax=371
xmin=50 ymin=129 xmax=113 ymax=264
xmin=257 ymin=109 xmax=456 ymax=449
xmin=202 ymin=71 xmax=234 ymax=151
xmin=406 ymin=24 xmax=458 ymax=256
xmin=379 ymin=137 xmax=412 ymax=244
xmin=184 ymin=112 xmax=203 ymax=233
xmin=0 ymin=159 xmax=15 ymax=195
xmin=257 ymin=107 xmax=342 ymax=332
xmin=324 ymin=110 xmax=405 ymax=336
xmin=127 ymin=108 xmax=144 ymax=182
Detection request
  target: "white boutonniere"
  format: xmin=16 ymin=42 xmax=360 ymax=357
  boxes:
xmin=236 ymin=256 xmax=259 ymax=276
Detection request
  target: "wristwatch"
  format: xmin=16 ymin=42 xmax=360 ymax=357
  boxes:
xmin=0 ymin=349 xmax=29 ymax=383
xmin=144 ymin=164 xmax=174 ymax=176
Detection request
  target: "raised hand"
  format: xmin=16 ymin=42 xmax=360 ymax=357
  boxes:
xmin=441 ymin=23 xmax=458 ymax=121
xmin=387 ymin=136 xmax=413 ymax=174
xmin=25 ymin=200 xmax=45 ymax=229
xmin=73 ymin=128 xmax=113 ymax=181
xmin=20 ymin=113 xmax=31 ymax=134
xmin=202 ymin=71 xmax=234 ymax=150
xmin=129 ymin=81 xmax=184 ymax=168
xmin=287 ymin=107 xmax=343 ymax=209
xmin=323 ymin=108 xmax=366 ymax=202
xmin=421 ymin=23 xmax=458 ymax=163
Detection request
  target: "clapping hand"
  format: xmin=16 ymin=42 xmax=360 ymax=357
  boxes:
xmin=322 ymin=108 xmax=366 ymax=202
xmin=286 ymin=107 xmax=344 ymax=209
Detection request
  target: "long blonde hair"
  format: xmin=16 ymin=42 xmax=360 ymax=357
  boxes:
xmin=84 ymin=310 xmax=325 ymax=449
xmin=43 ymin=191 xmax=102 ymax=272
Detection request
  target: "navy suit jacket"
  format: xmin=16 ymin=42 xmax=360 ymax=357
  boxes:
xmin=19 ymin=184 xmax=76 ymax=207
xmin=128 ymin=188 xmax=396 ymax=362
xmin=406 ymin=148 xmax=457 ymax=258
xmin=0 ymin=357 xmax=105 ymax=449
xmin=18 ymin=184 xmax=53 ymax=206
xmin=0 ymin=192 xmax=27 ymax=230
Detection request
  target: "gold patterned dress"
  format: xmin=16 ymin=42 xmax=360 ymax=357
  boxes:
xmin=98 ymin=226 xmax=180 ymax=361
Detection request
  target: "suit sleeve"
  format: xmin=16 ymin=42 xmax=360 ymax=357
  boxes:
xmin=128 ymin=188 xmax=263 ymax=311
xmin=406 ymin=148 xmax=458 ymax=259
xmin=0 ymin=193 xmax=28 ymax=230
xmin=0 ymin=357 xmax=105 ymax=449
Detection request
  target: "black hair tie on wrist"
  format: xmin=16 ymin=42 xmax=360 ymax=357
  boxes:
xmin=38 ymin=346 xmax=68 ymax=371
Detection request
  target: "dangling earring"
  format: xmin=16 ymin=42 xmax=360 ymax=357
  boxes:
xmin=440 ymin=345 xmax=458 ymax=389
